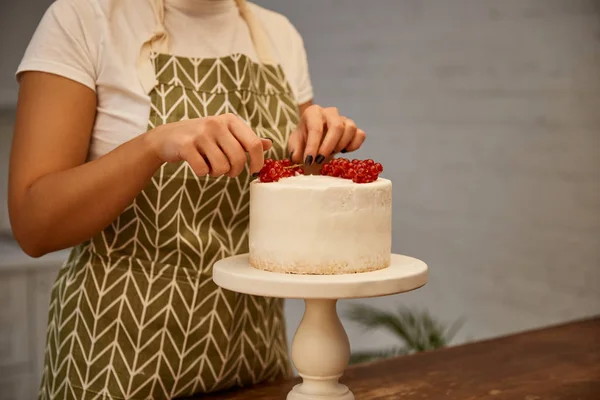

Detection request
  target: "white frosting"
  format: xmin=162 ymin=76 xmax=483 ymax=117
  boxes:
xmin=249 ymin=175 xmax=392 ymax=274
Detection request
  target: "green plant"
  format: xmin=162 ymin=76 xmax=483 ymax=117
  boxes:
xmin=344 ymin=304 xmax=464 ymax=365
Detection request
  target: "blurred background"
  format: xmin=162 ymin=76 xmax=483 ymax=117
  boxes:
xmin=1 ymin=0 xmax=599 ymax=398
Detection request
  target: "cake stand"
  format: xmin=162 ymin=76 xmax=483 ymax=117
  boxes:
xmin=213 ymin=254 xmax=428 ymax=400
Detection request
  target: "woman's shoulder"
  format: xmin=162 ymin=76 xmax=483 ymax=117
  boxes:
xmin=45 ymin=0 xmax=153 ymax=28
xmin=248 ymin=2 xmax=304 ymax=43
xmin=246 ymin=2 xmax=313 ymax=104
xmin=17 ymin=0 xmax=154 ymax=90
xmin=34 ymin=0 xmax=95 ymax=30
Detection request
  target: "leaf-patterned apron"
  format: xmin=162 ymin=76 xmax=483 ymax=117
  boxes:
xmin=39 ymin=1 xmax=298 ymax=398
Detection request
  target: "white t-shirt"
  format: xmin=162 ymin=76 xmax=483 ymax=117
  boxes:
xmin=17 ymin=0 xmax=313 ymax=160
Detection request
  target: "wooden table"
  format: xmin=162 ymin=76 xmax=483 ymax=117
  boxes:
xmin=204 ymin=317 xmax=600 ymax=399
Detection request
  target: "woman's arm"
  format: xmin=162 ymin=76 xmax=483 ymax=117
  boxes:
xmin=9 ymin=72 xmax=164 ymax=257
xmin=9 ymin=72 xmax=271 ymax=258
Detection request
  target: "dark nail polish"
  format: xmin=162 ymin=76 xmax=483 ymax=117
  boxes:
xmin=305 ymin=155 xmax=313 ymax=166
xmin=289 ymin=151 xmax=294 ymax=162
xmin=341 ymin=148 xmax=348 ymax=153
xmin=252 ymin=172 xmax=259 ymax=178
xmin=315 ymin=154 xmax=325 ymax=164
xmin=264 ymin=137 xmax=273 ymax=142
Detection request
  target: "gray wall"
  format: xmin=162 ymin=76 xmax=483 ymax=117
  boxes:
xmin=0 ymin=0 xmax=52 ymax=107
xmin=0 ymin=111 xmax=13 ymax=233
xmin=0 ymin=0 xmax=599 ymax=369
xmin=253 ymin=0 xmax=600 ymax=349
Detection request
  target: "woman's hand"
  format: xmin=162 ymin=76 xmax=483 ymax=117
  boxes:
xmin=146 ymin=113 xmax=273 ymax=177
xmin=288 ymin=104 xmax=366 ymax=166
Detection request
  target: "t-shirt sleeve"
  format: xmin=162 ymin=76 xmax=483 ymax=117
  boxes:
xmin=288 ymin=23 xmax=314 ymax=105
xmin=16 ymin=0 xmax=99 ymax=91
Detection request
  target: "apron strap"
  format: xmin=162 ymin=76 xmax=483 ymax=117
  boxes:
xmin=137 ymin=0 xmax=275 ymax=94
xmin=137 ymin=0 xmax=169 ymax=94
xmin=234 ymin=0 xmax=275 ymax=65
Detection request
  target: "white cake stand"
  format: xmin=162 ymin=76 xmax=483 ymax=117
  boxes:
xmin=213 ymin=254 xmax=428 ymax=400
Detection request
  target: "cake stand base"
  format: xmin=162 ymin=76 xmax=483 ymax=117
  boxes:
xmin=287 ymin=299 xmax=354 ymax=400
xmin=213 ymin=254 xmax=428 ymax=400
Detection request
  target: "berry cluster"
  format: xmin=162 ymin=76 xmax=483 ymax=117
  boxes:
xmin=258 ymin=158 xmax=304 ymax=182
xmin=321 ymin=158 xmax=383 ymax=183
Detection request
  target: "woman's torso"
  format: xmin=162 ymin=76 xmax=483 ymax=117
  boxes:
xmin=20 ymin=0 xmax=313 ymax=398
xmin=19 ymin=0 xmax=312 ymax=160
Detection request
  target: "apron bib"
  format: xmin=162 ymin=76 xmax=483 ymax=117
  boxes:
xmin=39 ymin=2 xmax=299 ymax=399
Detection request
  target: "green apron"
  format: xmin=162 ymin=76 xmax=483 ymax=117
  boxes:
xmin=38 ymin=2 xmax=299 ymax=399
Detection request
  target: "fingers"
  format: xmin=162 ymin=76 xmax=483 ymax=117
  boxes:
xmin=288 ymin=126 xmax=305 ymax=164
xmin=301 ymin=106 xmax=325 ymax=165
xmin=197 ymin=134 xmax=231 ymax=177
xmin=334 ymin=118 xmax=357 ymax=153
xmin=260 ymin=138 xmax=273 ymax=152
xmin=164 ymin=114 xmax=274 ymax=178
xmin=344 ymin=128 xmax=366 ymax=152
xmin=225 ymin=114 xmax=268 ymax=174
xmin=185 ymin=109 xmax=367 ymax=179
xmin=296 ymin=105 xmax=366 ymax=165
xmin=317 ymin=109 xmax=345 ymax=162
xmin=180 ymin=145 xmax=210 ymax=176
xmin=216 ymin=137 xmax=271 ymax=178
xmin=215 ymin=129 xmax=247 ymax=178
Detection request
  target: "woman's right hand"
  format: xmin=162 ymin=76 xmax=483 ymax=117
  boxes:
xmin=146 ymin=113 xmax=272 ymax=178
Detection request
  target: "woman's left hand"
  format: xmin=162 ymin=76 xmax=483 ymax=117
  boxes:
xmin=288 ymin=104 xmax=366 ymax=166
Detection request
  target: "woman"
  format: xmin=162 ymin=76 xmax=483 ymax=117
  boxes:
xmin=9 ymin=0 xmax=366 ymax=398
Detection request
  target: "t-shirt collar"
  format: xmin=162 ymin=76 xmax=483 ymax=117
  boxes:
xmin=165 ymin=0 xmax=237 ymax=15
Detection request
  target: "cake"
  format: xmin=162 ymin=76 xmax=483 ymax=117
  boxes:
xmin=248 ymin=158 xmax=392 ymax=275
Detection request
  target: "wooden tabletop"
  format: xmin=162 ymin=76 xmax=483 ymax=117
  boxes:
xmin=204 ymin=316 xmax=600 ymax=399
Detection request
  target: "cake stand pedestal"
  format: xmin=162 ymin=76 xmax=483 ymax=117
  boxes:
xmin=213 ymin=254 xmax=428 ymax=400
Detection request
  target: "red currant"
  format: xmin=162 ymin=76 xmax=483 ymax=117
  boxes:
xmin=314 ymin=157 xmax=383 ymax=184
